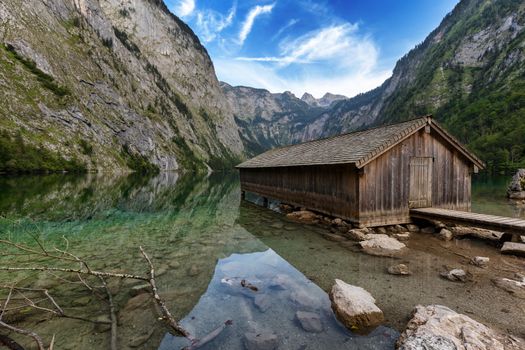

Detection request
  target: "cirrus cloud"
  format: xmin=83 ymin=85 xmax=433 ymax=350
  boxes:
xmin=238 ymin=3 xmax=276 ymax=45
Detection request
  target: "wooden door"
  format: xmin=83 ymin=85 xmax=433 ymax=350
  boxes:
xmin=409 ymin=157 xmax=433 ymax=208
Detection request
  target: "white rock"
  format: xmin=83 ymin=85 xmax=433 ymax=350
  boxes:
xmin=501 ymin=242 xmax=525 ymax=256
xmin=397 ymin=305 xmax=508 ymax=350
xmin=492 ymin=274 xmax=525 ymax=299
xmin=470 ymin=256 xmax=489 ymax=268
xmin=440 ymin=269 xmax=468 ymax=282
xmin=359 ymin=234 xmax=407 ymax=257
xmin=329 ymin=279 xmax=384 ymax=331
xmin=438 ymin=228 xmax=453 ymax=241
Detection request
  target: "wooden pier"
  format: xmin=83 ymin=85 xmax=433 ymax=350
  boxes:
xmin=410 ymin=208 xmax=525 ymax=236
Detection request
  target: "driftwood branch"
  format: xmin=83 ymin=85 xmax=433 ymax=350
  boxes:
xmin=0 ymin=238 xmax=193 ymax=348
xmin=139 ymin=246 xmax=191 ymax=339
xmin=0 ymin=266 xmax=148 ymax=281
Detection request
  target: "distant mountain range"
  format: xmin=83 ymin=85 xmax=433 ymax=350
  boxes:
xmin=226 ymin=0 xmax=525 ymax=169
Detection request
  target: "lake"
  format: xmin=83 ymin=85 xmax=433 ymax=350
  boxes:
xmin=0 ymin=172 xmax=522 ymax=349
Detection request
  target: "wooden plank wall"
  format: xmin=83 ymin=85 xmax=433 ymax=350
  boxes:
xmin=358 ymin=129 xmax=471 ymax=227
xmin=240 ymin=164 xmax=359 ymax=221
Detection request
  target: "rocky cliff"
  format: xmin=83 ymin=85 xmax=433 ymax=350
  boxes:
xmin=0 ymin=0 xmax=244 ymax=173
xmin=221 ymin=82 xmax=328 ymax=155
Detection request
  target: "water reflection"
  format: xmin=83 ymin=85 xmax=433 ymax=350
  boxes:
xmin=0 ymin=172 xmax=522 ymax=349
xmin=160 ymin=249 xmax=398 ymax=350
xmin=472 ymin=174 xmax=525 ymax=218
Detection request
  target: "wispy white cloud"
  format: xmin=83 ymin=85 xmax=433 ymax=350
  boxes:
xmin=170 ymin=0 xmax=196 ymax=18
xmin=238 ymin=23 xmax=378 ymax=70
xmin=196 ymin=4 xmax=236 ymax=43
xmin=217 ymin=22 xmax=389 ymax=98
xmin=215 ymin=58 xmax=391 ymax=98
xmin=271 ymin=18 xmax=299 ymax=41
xmin=238 ymin=3 xmax=275 ymax=45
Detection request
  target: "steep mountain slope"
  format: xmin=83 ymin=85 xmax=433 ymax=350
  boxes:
xmin=0 ymin=0 xmax=244 ymax=173
xmin=228 ymin=0 xmax=524 ymax=170
xmin=221 ymin=82 xmax=327 ymax=155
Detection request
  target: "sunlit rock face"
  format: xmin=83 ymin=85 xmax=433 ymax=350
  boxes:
xmin=0 ymin=0 xmax=243 ymax=172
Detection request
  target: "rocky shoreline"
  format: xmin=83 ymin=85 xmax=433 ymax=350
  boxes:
xmin=280 ymin=204 xmax=525 ymax=349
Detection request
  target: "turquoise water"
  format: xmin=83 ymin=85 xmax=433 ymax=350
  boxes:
xmin=0 ymin=172 xmax=520 ymax=349
xmin=0 ymin=172 xmax=399 ymax=349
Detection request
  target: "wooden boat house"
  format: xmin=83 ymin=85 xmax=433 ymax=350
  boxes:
xmin=236 ymin=116 xmax=485 ymax=227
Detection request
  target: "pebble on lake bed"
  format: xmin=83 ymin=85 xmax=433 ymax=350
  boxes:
xmin=470 ymin=256 xmax=489 ymax=268
xmin=388 ymin=263 xmax=412 ymax=275
xmin=440 ymin=268 xmax=469 ymax=282
xmin=243 ymin=331 xmax=278 ymax=350
xmin=296 ymin=311 xmax=323 ymax=333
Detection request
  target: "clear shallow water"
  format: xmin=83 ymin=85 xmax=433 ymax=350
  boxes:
xmin=472 ymin=174 xmax=525 ymax=218
xmin=0 ymin=172 xmax=521 ymax=349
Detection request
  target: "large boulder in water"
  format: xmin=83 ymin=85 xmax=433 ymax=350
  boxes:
xmin=508 ymin=169 xmax=525 ymax=199
xmin=397 ymin=305 xmax=521 ymax=350
xmin=329 ymin=279 xmax=384 ymax=332
xmin=359 ymin=234 xmax=407 ymax=257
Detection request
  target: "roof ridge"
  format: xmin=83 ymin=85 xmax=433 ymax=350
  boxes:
xmin=255 ymin=115 xmax=432 ymax=156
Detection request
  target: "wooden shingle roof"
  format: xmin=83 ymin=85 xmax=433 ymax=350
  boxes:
xmin=236 ymin=116 xmax=484 ymax=169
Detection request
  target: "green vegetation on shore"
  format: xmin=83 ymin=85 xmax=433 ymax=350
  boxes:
xmin=0 ymin=131 xmax=86 ymax=173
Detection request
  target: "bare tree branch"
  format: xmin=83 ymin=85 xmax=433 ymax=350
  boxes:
xmin=139 ymin=246 xmax=192 ymax=339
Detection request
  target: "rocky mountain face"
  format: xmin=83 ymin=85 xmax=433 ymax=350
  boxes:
xmin=0 ymin=0 xmax=244 ymax=173
xmin=300 ymin=92 xmax=347 ymax=108
xmin=221 ymin=82 xmax=328 ymax=155
xmin=228 ymin=0 xmax=525 ymax=169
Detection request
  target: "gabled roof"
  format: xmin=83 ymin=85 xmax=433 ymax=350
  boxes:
xmin=236 ymin=116 xmax=485 ymax=169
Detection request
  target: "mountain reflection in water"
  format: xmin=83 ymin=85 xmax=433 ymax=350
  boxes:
xmin=160 ymin=249 xmax=398 ymax=350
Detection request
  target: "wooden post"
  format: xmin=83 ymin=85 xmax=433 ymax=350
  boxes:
xmin=263 ymin=197 xmax=268 ymax=208
xmin=241 ymin=191 xmax=246 ymax=200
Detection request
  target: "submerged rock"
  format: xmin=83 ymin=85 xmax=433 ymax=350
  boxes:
xmin=254 ymin=294 xmax=272 ymax=312
xmin=286 ymin=210 xmax=318 ymax=224
xmin=492 ymin=274 xmax=525 ymax=299
xmin=397 ymin=305 xmax=509 ymax=350
xmin=321 ymin=232 xmax=347 ymax=242
xmin=329 ymin=279 xmax=384 ymax=331
xmin=470 ymin=256 xmax=490 ymax=268
xmin=501 ymin=242 xmax=525 ymax=257
xmin=440 ymin=268 xmax=469 ymax=282
xmin=406 ymin=224 xmax=419 ymax=233
xmin=393 ymin=232 xmax=411 ymax=241
xmin=296 ymin=311 xmax=323 ymax=333
xmin=437 ymin=228 xmax=453 ymax=241
xmin=243 ymin=331 xmax=278 ymax=350
xmin=388 ymin=264 xmax=412 ymax=276
xmin=345 ymin=228 xmax=369 ymax=241
xmin=359 ymin=234 xmax=407 ymax=257
xmin=129 ymin=283 xmax=151 ymax=297
xmin=420 ymin=226 xmax=436 ymax=234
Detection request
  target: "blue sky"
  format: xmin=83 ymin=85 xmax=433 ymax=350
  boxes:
xmin=165 ymin=0 xmax=459 ymax=98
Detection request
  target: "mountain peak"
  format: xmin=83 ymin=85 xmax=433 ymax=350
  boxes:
xmin=301 ymin=93 xmax=319 ymax=106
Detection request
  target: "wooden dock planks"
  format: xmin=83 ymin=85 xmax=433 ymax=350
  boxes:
xmin=410 ymin=207 xmax=525 ymax=235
